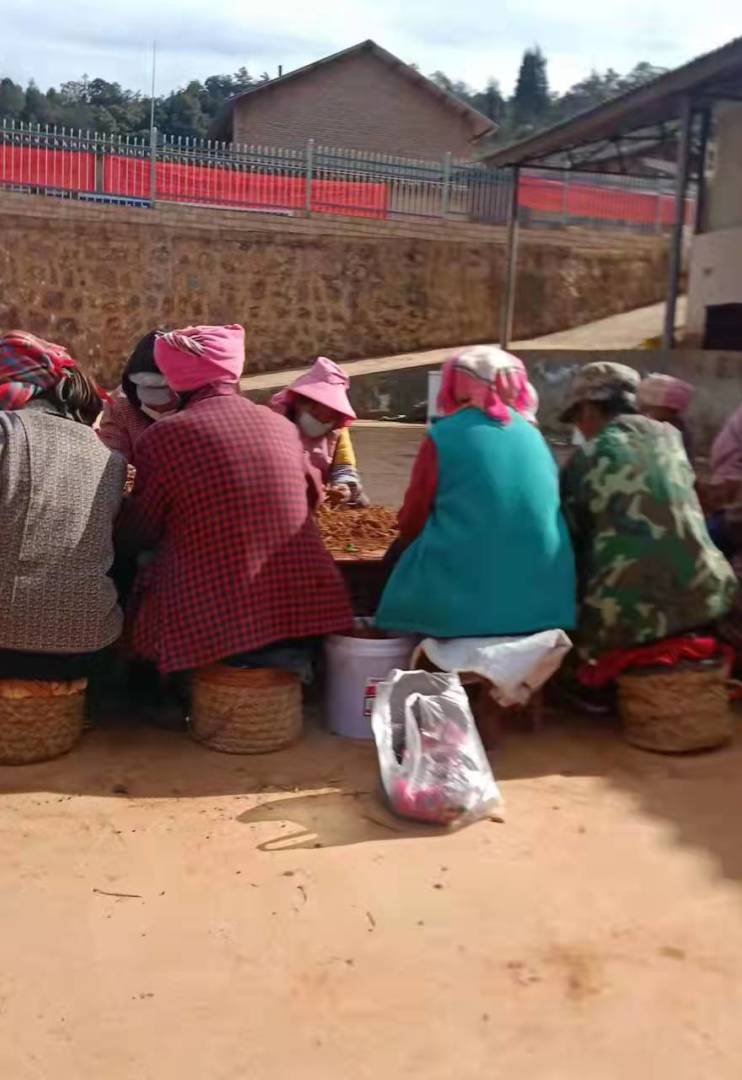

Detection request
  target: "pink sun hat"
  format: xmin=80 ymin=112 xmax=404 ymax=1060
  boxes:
xmin=270 ymin=357 xmax=356 ymax=425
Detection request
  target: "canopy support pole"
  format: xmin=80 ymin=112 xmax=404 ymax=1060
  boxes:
xmin=662 ymin=96 xmax=693 ymax=349
xmin=694 ymin=107 xmax=712 ymax=234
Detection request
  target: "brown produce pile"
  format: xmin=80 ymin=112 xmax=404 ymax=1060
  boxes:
xmin=317 ymin=506 xmax=398 ymax=556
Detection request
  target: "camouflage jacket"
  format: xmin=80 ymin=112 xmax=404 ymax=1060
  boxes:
xmin=560 ymin=414 xmax=737 ymax=658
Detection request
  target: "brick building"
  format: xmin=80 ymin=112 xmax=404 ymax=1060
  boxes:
xmin=209 ymin=40 xmax=495 ymax=160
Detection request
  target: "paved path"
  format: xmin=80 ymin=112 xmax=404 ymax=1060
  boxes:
xmin=352 ymin=421 xmax=425 ymax=506
xmin=240 ymin=299 xmax=686 ymax=395
xmin=514 ymin=296 xmax=687 ymax=351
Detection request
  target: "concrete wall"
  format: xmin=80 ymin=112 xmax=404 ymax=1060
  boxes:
xmin=232 ymin=50 xmax=482 ymax=158
xmin=522 ymin=349 xmax=742 ymax=454
xmin=686 ymin=104 xmax=742 ymax=343
xmin=686 ymin=224 xmax=742 ymax=340
xmin=0 ymin=192 xmax=668 ymax=388
xmin=308 ymin=350 xmax=742 ymax=458
xmin=707 ymin=103 xmax=742 ymax=233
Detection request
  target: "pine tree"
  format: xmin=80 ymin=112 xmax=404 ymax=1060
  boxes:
xmin=474 ymin=78 xmax=505 ymax=123
xmin=512 ymin=47 xmax=550 ymax=128
xmin=0 ymin=77 xmax=25 ymax=119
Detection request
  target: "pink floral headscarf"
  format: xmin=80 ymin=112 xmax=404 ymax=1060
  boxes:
xmin=437 ymin=346 xmax=534 ymax=425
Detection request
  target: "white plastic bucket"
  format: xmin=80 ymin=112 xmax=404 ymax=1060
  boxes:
xmin=324 ymin=622 xmax=415 ymax=739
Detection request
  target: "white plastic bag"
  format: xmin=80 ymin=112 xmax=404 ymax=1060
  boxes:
xmin=412 ymin=630 xmax=572 ymax=707
xmin=371 ymin=669 xmax=503 ymax=827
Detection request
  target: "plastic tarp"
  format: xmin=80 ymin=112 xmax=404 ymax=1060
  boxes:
xmin=102 ymin=157 xmax=388 ymax=218
xmin=0 ymin=146 xmax=95 ymax=191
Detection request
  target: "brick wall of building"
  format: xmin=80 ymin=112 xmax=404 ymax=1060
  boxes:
xmin=0 ymin=192 xmax=668 ymax=387
xmin=231 ymin=51 xmax=480 ymax=158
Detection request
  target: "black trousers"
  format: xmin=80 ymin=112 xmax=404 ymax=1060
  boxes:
xmin=0 ymin=648 xmax=101 ymax=681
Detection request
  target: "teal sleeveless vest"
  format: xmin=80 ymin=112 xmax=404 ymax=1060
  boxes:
xmin=377 ymin=408 xmax=576 ymax=637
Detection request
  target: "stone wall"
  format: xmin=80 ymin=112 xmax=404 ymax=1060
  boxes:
xmin=0 ymin=192 xmax=668 ymax=387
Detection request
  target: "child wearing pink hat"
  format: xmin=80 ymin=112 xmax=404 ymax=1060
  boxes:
xmin=270 ymin=357 xmax=369 ymax=506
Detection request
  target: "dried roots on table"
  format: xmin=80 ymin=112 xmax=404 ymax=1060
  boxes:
xmin=316 ymin=506 xmax=398 ymax=556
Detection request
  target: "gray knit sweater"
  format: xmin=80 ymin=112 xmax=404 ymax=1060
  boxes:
xmin=0 ymin=401 xmax=126 ymax=654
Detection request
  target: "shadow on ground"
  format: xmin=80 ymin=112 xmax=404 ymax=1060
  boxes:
xmin=0 ymin=705 xmax=455 ymax=849
xmin=237 ymin=791 xmax=452 ymax=851
xmin=2 ymin=704 xmax=742 ymax=870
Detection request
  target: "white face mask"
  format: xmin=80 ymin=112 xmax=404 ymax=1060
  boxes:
xmin=571 ymin=427 xmax=587 ymax=448
xmin=130 ymin=374 xmax=177 ymax=421
xmin=298 ymin=412 xmax=334 ymax=439
xmin=140 ymin=404 xmax=171 ymax=422
xmin=138 ymin=386 xmax=173 ymax=406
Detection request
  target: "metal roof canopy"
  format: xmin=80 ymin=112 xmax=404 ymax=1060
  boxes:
xmin=486 ymin=36 xmax=742 ymax=172
xmin=496 ymin=36 xmax=742 ymax=353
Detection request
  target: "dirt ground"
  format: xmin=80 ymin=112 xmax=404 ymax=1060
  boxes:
xmin=3 ymin=716 xmax=742 ymax=1079
xmin=3 ymin=421 xmax=742 ymax=1078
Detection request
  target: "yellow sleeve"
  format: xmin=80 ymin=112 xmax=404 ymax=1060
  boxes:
xmin=332 ymin=427 xmax=357 ymax=471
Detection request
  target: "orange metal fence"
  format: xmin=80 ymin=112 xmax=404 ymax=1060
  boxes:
xmin=0 ymin=122 xmax=692 ymax=231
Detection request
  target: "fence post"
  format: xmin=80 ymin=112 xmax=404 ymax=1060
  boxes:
xmin=441 ymin=152 xmax=452 ymax=218
xmin=662 ymin=95 xmax=693 ymax=349
xmin=305 ymin=138 xmax=314 ymax=215
xmin=150 ymin=126 xmax=158 ymax=206
xmin=561 ymin=167 xmax=570 ymax=227
xmin=94 ymin=131 xmax=104 ymax=194
xmin=499 ymin=166 xmax=520 ymax=350
xmin=654 ymin=175 xmax=664 ymax=234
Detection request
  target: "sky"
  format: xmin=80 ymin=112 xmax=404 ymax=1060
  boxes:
xmin=1 ymin=0 xmax=740 ymax=97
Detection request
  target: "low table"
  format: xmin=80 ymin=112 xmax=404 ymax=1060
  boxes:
xmin=332 ymin=549 xmax=387 ymax=616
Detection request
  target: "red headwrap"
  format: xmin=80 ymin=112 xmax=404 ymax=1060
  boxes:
xmin=0 ymin=330 xmax=77 ymax=411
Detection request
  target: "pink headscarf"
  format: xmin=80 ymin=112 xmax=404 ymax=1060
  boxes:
xmin=522 ymin=381 xmax=539 ymax=424
xmin=154 ymin=324 xmax=245 ymax=392
xmin=637 ymin=373 xmax=694 ymax=413
xmin=270 ymin=356 xmax=356 ymax=427
xmin=437 ymin=346 xmax=533 ymax=425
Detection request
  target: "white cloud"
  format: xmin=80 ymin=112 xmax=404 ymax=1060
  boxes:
xmin=0 ymin=0 xmax=739 ymax=96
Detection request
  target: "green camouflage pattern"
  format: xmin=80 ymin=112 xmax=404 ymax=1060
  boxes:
xmin=561 ymin=414 xmax=737 ymax=658
xmin=559 ymin=361 xmax=640 ymax=422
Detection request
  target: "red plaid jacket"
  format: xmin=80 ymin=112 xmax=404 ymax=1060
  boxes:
xmin=116 ymin=385 xmax=352 ymax=673
xmin=97 ymin=388 xmax=152 ymax=463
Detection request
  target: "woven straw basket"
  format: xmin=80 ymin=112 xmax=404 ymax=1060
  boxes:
xmin=190 ymin=665 xmax=302 ymax=754
xmin=0 ymin=685 xmax=86 ymax=765
xmin=617 ymin=662 xmax=732 ymax=753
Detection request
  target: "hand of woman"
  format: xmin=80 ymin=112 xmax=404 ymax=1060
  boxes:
xmin=327 ymin=484 xmax=352 ymax=507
